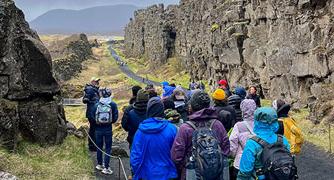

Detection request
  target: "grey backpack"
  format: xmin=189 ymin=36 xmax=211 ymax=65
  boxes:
xmin=186 ymin=120 xmax=225 ymax=180
xmin=95 ymin=102 xmax=112 ymax=124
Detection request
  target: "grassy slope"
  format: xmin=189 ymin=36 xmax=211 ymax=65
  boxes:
xmin=0 ymin=42 xmax=138 ymax=179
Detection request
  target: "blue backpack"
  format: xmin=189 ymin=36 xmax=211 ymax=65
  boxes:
xmin=95 ymin=102 xmax=112 ymax=124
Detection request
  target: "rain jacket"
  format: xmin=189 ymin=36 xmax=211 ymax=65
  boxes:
xmin=162 ymin=85 xmax=176 ymax=98
xmin=171 ymin=107 xmax=230 ymax=180
xmin=229 ymin=99 xmax=257 ymax=169
xmin=238 ymin=108 xmax=290 ymax=180
xmin=83 ymin=84 xmax=100 ymax=120
xmin=130 ymin=117 xmax=178 ymax=180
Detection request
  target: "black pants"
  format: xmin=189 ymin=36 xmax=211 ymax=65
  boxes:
xmin=230 ymin=166 xmax=239 ymax=180
xmin=88 ymin=119 xmax=97 ymax=151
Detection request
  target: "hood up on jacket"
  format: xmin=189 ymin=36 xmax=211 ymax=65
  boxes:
xmin=162 ymin=85 xmax=176 ymax=98
xmin=138 ymin=118 xmax=169 ymax=134
xmin=253 ymin=107 xmax=279 ymax=137
xmin=240 ymin=99 xmax=257 ymax=122
xmin=99 ymin=97 xmax=112 ymax=105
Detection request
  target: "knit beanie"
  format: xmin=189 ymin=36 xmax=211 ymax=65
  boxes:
xmin=235 ymin=86 xmax=247 ymax=99
xmin=190 ymin=91 xmax=211 ymax=112
xmin=212 ymin=89 xmax=226 ymax=101
xmin=136 ymin=89 xmax=150 ymax=103
xmin=147 ymin=97 xmax=165 ymax=118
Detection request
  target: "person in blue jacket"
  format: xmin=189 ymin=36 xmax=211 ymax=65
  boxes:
xmin=238 ymin=107 xmax=290 ymax=180
xmin=83 ymin=77 xmax=100 ymax=151
xmin=130 ymin=97 xmax=178 ymax=180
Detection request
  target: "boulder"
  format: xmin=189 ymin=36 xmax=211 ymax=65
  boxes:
xmin=0 ymin=0 xmax=67 ymax=150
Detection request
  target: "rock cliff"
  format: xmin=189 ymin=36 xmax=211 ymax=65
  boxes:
xmin=125 ymin=0 xmax=334 ymax=123
xmin=48 ymin=34 xmax=93 ymax=82
xmin=0 ymin=0 xmax=66 ymax=150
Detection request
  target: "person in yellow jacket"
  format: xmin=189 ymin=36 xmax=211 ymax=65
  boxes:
xmin=272 ymin=99 xmax=304 ymax=155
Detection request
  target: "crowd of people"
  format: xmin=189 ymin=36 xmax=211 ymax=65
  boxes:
xmin=83 ymin=77 xmax=304 ymax=180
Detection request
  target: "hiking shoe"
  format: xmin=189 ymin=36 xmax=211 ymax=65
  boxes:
xmin=102 ymin=167 xmax=113 ymax=175
xmin=95 ymin=164 xmax=104 ymax=171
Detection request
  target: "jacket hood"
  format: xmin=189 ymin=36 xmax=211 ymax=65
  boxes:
xmin=253 ymin=120 xmax=279 ymax=137
xmin=162 ymin=85 xmax=176 ymax=98
xmin=253 ymin=107 xmax=279 ymax=136
xmin=188 ymin=107 xmax=218 ymax=122
xmin=240 ymin=99 xmax=257 ymax=121
xmin=277 ymin=104 xmax=291 ymax=118
xmin=139 ymin=117 xmax=169 ymax=134
xmin=99 ymin=97 xmax=112 ymax=105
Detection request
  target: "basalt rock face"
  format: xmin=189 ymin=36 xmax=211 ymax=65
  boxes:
xmin=49 ymin=34 xmax=93 ymax=82
xmin=0 ymin=0 xmax=67 ymax=150
xmin=125 ymin=0 xmax=334 ymax=123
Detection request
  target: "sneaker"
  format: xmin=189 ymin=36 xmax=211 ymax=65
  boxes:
xmin=95 ymin=164 xmax=104 ymax=171
xmin=102 ymin=167 xmax=113 ymax=175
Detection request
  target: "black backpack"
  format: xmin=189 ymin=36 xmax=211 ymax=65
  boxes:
xmin=251 ymin=135 xmax=298 ymax=180
xmin=186 ymin=120 xmax=224 ymax=180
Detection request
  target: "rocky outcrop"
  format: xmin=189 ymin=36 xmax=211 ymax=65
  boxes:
xmin=48 ymin=34 xmax=93 ymax=82
xmin=0 ymin=0 xmax=67 ymax=150
xmin=125 ymin=0 xmax=334 ymax=123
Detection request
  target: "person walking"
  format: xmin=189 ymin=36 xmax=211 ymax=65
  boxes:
xmin=130 ymin=97 xmax=178 ymax=180
xmin=171 ymin=91 xmax=230 ymax=180
xmin=94 ymin=88 xmax=119 ymax=175
xmin=229 ymin=99 xmax=257 ymax=180
xmin=83 ymin=77 xmax=100 ymax=151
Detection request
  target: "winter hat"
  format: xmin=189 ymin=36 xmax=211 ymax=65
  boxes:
xmin=173 ymin=88 xmax=186 ymax=101
xmin=100 ymin=88 xmax=112 ymax=98
xmin=132 ymin=85 xmax=142 ymax=97
xmin=254 ymin=107 xmax=278 ymax=124
xmin=163 ymin=98 xmax=175 ymax=110
xmin=136 ymin=89 xmax=150 ymax=103
xmin=190 ymin=91 xmax=211 ymax=112
xmin=240 ymin=99 xmax=257 ymax=121
xmin=272 ymin=99 xmax=286 ymax=111
xmin=218 ymin=79 xmax=228 ymax=87
xmin=164 ymin=109 xmax=181 ymax=120
xmin=147 ymin=97 xmax=165 ymax=118
xmin=212 ymin=89 xmax=226 ymax=101
xmin=235 ymin=86 xmax=247 ymax=99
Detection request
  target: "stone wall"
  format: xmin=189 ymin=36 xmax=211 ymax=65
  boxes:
xmin=0 ymin=0 xmax=67 ymax=150
xmin=124 ymin=0 xmax=334 ymax=122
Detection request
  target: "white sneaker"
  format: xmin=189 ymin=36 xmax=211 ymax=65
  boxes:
xmin=102 ymin=167 xmax=113 ymax=175
xmin=95 ymin=164 xmax=104 ymax=171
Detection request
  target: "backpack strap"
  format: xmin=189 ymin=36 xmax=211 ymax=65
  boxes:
xmin=209 ymin=119 xmax=217 ymax=129
xmin=243 ymin=121 xmax=255 ymax=135
xmin=185 ymin=121 xmax=197 ymax=131
xmin=251 ymin=136 xmax=270 ymax=148
xmin=277 ymin=134 xmax=284 ymax=144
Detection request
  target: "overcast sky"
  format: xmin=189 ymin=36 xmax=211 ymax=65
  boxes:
xmin=14 ymin=0 xmax=179 ymax=21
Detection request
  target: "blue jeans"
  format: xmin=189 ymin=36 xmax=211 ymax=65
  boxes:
xmin=95 ymin=128 xmax=112 ymax=168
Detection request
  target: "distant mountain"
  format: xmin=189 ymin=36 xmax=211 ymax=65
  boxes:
xmin=30 ymin=5 xmax=139 ymax=34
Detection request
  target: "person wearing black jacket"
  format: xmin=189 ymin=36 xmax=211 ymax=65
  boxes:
xmin=212 ymin=89 xmax=237 ymax=132
xmin=228 ymin=86 xmax=247 ymax=125
xmin=121 ymin=90 xmax=150 ymax=148
xmin=246 ymin=86 xmax=261 ymax=107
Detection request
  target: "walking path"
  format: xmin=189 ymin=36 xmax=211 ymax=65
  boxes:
xmin=108 ymin=45 xmax=160 ymax=87
xmin=89 ymin=42 xmax=334 ymax=180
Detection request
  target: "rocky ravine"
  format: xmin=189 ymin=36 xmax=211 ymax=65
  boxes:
xmin=0 ymin=0 xmax=67 ymax=150
xmin=125 ymin=0 xmax=334 ymax=123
